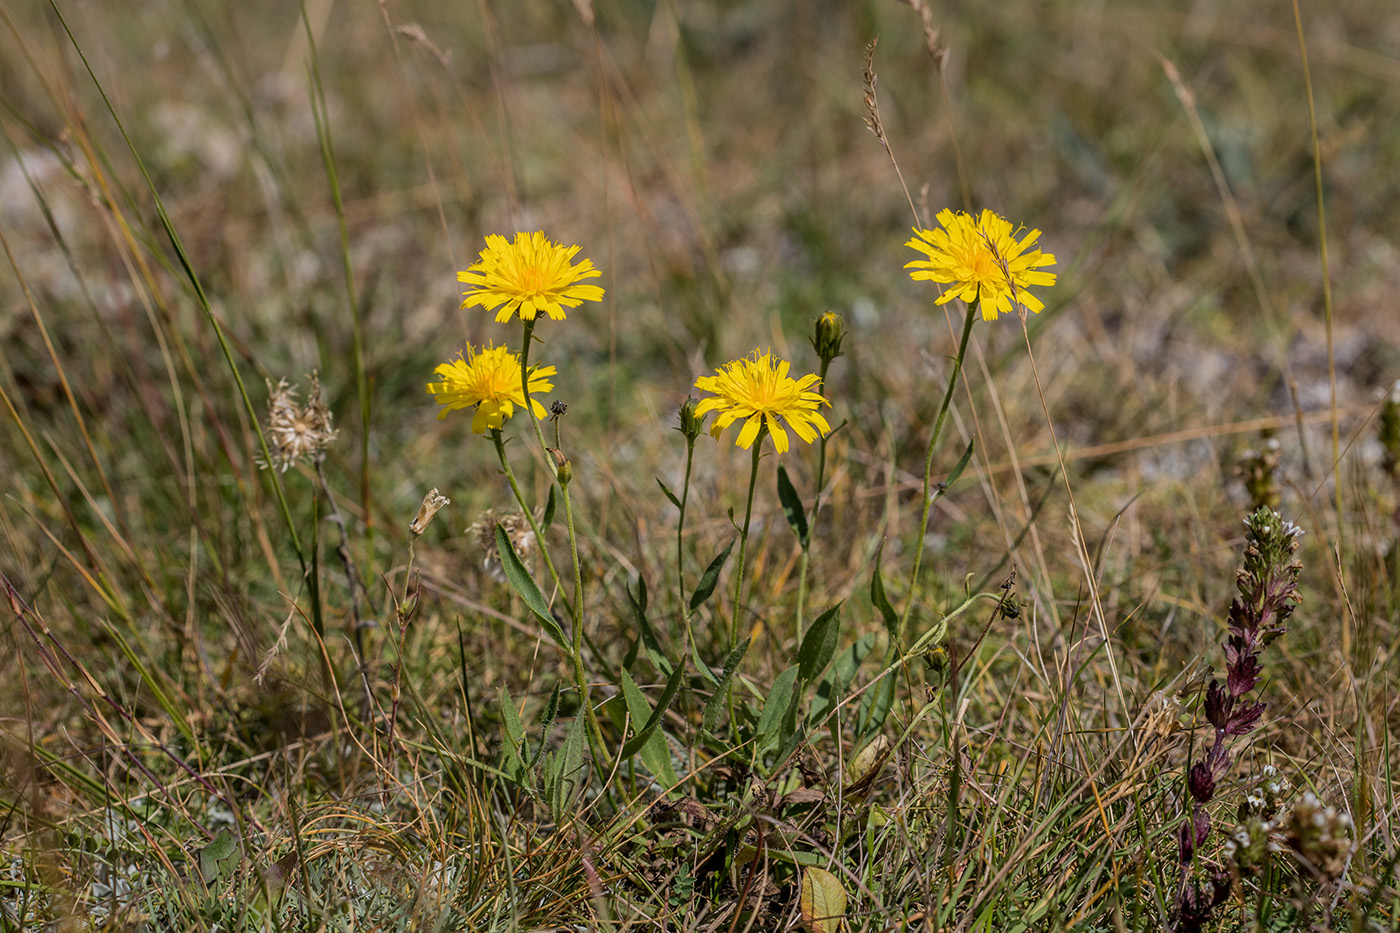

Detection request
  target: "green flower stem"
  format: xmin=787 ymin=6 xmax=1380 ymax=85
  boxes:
xmin=896 ymin=300 xmax=977 ymax=653
xmin=677 ymin=431 xmax=700 ymax=659
xmin=793 ymin=356 xmax=833 ymax=643
xmin=515 ymin=320 xmax=605 ymax=762
xmin=489 ymin=430 xmax=570 ymax=620
xmin=730 ymin=430 xmax=766 ymax=653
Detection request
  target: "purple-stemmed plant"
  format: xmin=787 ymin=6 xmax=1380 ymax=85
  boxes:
xmin=1173 ymin=507 xmax=1303 ymax=932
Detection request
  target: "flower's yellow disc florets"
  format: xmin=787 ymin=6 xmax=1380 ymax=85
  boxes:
xmin=459 ymin=231 xmax=605 ymax=323
xmin=905 ymin=209 xmax=1057 ymax=321
xmin=426 ymin=343 xmax=555 ymax=434
xmin=693 ymin=350 xmax=831 ymax=454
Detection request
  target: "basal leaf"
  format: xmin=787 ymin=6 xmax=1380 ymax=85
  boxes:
xmin=800 ymin=866 xmax=847 ymax=933
xmin=798 ymin=602 xmax=843 ymax=684
xmin=620 ymin=669 xmax=681 ymax=791
xmin=701 ymin=639 xmax=750 ymax=736
xmin=870 ymin=540 xmax=899 ymax=642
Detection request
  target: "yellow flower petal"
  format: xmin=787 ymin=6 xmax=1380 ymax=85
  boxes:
xmin=906 ymin=209 xmax=1057 ymax=320
xmin=426 ymin=343 xmax=555 ymax=434
xmin=693 ymin=350 xmax=831 ymax=454
xmin=459 ymin=231 xmax=605 ymax=323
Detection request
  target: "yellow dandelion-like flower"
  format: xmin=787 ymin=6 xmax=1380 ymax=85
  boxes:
xmin=905 ymin=208 xmax=1057 ymax=321
xmin=458 ymin=231 xmax=605 ymax=323
xmin=426 ymin=343 xmax=556 ymax=434
xmin=693 ymin=350 xmax=831 ymax=454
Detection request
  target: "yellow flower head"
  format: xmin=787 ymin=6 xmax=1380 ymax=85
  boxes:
xmin=693 ymin=350 xmax=831 ymax=454
xmin=905 ymin=209 xmax=1057 ymax=321
xmin=426 ymin=343 xmax=556 ymax=434
xmin=459 ymin=231 xmax=605 ymax=323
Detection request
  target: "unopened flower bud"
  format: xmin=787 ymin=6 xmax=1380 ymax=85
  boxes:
xmin=811 ymin=310 xmax=847 ymax=365
xmin=409 ymin=488 xmax=450 ymax=537
xmin=677 ymin=396 xmax=704 ymax=442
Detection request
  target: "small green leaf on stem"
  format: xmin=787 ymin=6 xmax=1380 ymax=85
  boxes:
xmin=776 ymin=465 xmax=809 ymax=547
xmin=689 ymin=537 xmax=736 ymax=612
xmin=496 ymin=523 xmax=568 ymax=649
xmin=656 ymin=477 xmax=682 ymax=510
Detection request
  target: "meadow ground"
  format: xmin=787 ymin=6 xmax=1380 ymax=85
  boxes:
xmin=3 ymin=1 xmax=1400 ymax=930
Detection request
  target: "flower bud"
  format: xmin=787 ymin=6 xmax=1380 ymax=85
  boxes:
xmin=677 ymin=396 xmax=705 ymax=442
xmin=811 ymin=310 xmax=846 ymax=365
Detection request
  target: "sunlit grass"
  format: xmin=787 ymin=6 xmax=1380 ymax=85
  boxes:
xmin=3 ymin=2 xmax=1400 ymax=931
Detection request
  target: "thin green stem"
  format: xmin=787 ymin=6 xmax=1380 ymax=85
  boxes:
xmin=794 ymin=356 xmax=833 ymax=642
xmin=515 ymin=323 xmax=605 ymax=762
xmin=489 ymin=430 xmax=571 ymax=620
xmin=730 ymin=433 xmax=766 ymax=653
xmin=896 ymin=301 xmax=977 ymax=652
xmin=677 ymin=434 xmax=699 ymax=659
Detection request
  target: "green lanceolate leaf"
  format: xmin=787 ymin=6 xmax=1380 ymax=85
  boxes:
xmin=498 ymin=687 xmax=531 ymax=785
xmin=776 ymin=465 xmax=809 ymax=547
xmin=701 ymin=639 xmax=751 ymax=736
xmin=930 ymin=438 xmax=975 ymax=505
xmin=757 ymin=664 xmax=799 ymax=748
xmin=689 ymin=537 xmax=736 ymax=612
xmin=496 ymin=523 xmax=568 ymax=649
xmin=870 ymin=540 xmax=899 ymax=642
xmin=627 ymin=576 xmax=673 ymax=676
xmin=620 ymin=669 xmax=681 ymax=790
xmin=530 ymin=681 xmax=563 ymax=769
xmin=620 ymin=664 xmax=684 ymax=759
xmin=798 ymin=602 xmax=843 ymax=684
xmin=542 ymin=484 xmax=557 ymax=532
xmin=656 ymin=477 xmax=682 ymax=510
xmin=549 ymin=713 xmax=588 ymax=824
xmin=809 ymin=633 xmax=875 ymax=726
xmin=197 ymin=828 xmax=241 ymax=885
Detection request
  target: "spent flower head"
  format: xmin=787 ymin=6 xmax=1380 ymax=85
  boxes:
xmin=467 ymin=510 xmax=537 ymax=583
xmin=259 ymin=373 xmax=338 ymax=472
xmin=426 ymin=343 xmax=555 ymax=434
xmin=409 ymin=488 xmax=451 ymax=537
xmin=694 ymin=350 xmax=830 ymax=454
xmin=905 ymin=208 xmax=1057 ymax=321
xmin=459 ymin=231 xmax=604 ymax=323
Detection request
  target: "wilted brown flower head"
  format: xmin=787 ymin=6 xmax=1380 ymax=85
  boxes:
xmin=260 ymin=373 xmax=338 ymax=472
xmin=409 ymin=488 xmax=451 ymax=537
xmin=466 ymin=509 xmax=537 ymax=582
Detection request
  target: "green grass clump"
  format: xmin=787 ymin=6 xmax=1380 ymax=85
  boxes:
xmin=4 ymin=2 xmax=1400 ymax=931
